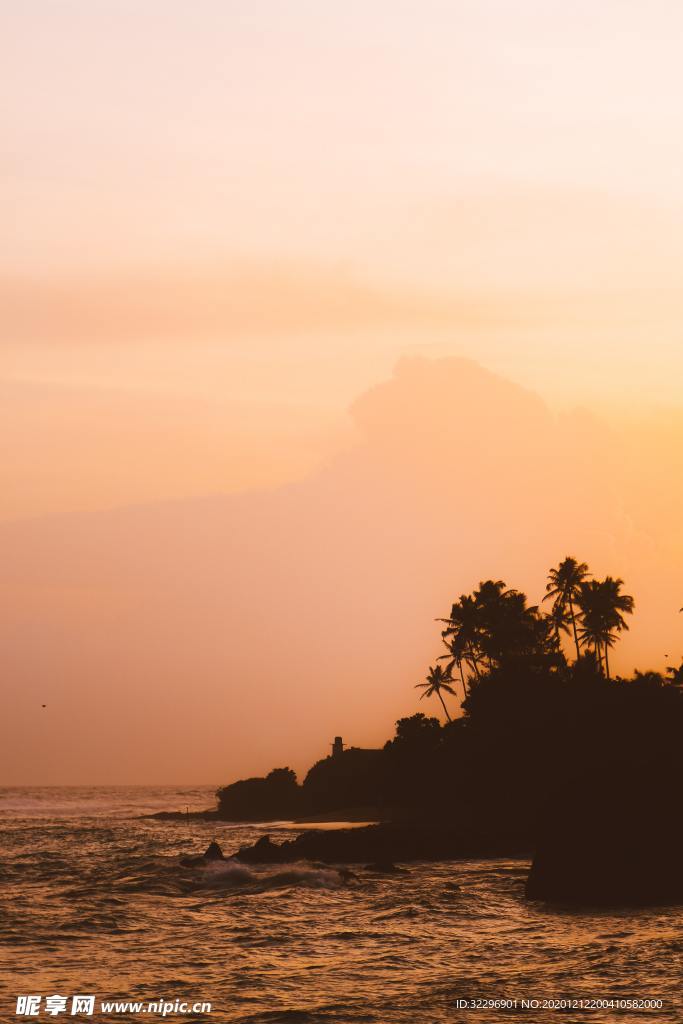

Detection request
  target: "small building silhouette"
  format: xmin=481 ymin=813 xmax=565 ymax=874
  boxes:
xmin=331 ymin=736 xmax=344 ymax=759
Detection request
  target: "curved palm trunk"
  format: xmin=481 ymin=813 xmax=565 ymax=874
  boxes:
xmin=604 ymin=645 xmax=611 ymax=681
xmin=457 ymin=660 xmax=468 ymax=700
xmin=437 ymin=690 xmax=452 ymax=722
xmin=467 ymin=645 xmax=481 ymax=679
xmin=569 ymin=597 xmax=581 ymax=661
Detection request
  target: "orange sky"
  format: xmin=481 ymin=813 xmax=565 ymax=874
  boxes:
xmin=2 ymin=2 xmax=683 ymax=784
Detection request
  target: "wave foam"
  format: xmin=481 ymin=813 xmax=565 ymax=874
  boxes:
xmin=195 ymin=858 xmax=345 ymax=891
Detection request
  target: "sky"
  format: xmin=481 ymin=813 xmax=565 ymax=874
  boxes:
xmin=2 ymin=2 xmax=683 ymax=784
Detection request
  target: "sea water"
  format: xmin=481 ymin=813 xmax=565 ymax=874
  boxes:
xmin=1 ymin=787 xmax=681 ymax=1023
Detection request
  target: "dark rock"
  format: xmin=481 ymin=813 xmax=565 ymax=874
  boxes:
xmin=364 ymin=861 xmax=407 ymax=874
xmin=204 ymin=841 xmax=225 ymax=860
xmin=233 ymin=833 xmax=287 ymax=863
xmin=179 ymin=840 xmax=226 ymax=868
xmin=232 ymin=823 xmax=531 ymax=865
xmin=526 ymin=762 xmax=683 ymax=906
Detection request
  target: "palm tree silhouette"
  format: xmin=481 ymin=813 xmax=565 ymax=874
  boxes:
xmin=549 ymin=602 xmax=572 ymax=645
xmin=576 ymin=576 xmax=635 ymax=679
xmin=544 ymin=557 xmax=590 ymax=661
xmin=438 ymin=579 xmax=561 ymax=688
xmin=666 ymin=662 xmax=683 ymax=685
xmin=437 ymin=627 xmax=469 ymax=699
xmin=439 ymin=594 xmax=484 ymax=682
xmin=473 ymin=579 xmax=514 ymax=669
xmin=473 ymin=580 xmax=555 ymax=668
xmin=415 ymin=664 xmax=457 ymax=722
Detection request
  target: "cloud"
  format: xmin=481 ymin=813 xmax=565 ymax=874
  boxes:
xmin=0 ymin=377 xmax=343 ymax=521
xmin=0 ymin=264 xmax=492 ymax=346
xmin=2 ymin=357 xmax=679 ymax=786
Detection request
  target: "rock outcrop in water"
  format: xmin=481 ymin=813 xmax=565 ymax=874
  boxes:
xmin=526 ymin=761 xmax=683 ymax=906
xmin=231 ymin=824 xmax=531 ymax=865
xmin=179 ymin=840 xmax=227 ymax=867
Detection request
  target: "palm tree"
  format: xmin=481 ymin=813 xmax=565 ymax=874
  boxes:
xmin=549 ymin=602 xmax=572 ymax=645
xmin=439 ymin=580 xmax=561 ymax=683
xmin=438 ymin=594 xmax=485 ymax=681
xmin=666 ymin=662 xmax=683 ymax=685
xmin=577 ymin=604 xmax=616 ymax=675
xmin=473 ymin=579 xmax=513 ymax=669
xmin=576 ymin=576 xmax=635 ymax=679
xmin=544 ymin=557 xmax=590 ymax=660
xmin=415 ymin=664 xmax=457 ymax=722
xmin=437 ymin=628 xmax=469 ymax=699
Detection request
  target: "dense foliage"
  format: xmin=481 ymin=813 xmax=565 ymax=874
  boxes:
xmin=217 ymin=556 xmax=681 ymax=834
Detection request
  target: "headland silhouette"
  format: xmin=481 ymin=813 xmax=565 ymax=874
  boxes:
xmin=158 ymin=557 xmax=683 ymax=906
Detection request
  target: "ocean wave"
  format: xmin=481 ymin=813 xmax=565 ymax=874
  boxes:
xmin=3 ymin=791 xmax=683 ymax=1024
xmin=193 ymin=859 xmax=346 ymax=891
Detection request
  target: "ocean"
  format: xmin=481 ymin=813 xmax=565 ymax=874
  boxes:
xmin=1 ymin=787 xmax=680 ymax=1024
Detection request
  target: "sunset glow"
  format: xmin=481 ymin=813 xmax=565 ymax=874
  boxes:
xmin=3 ymin=1 xmax=683 ymax=785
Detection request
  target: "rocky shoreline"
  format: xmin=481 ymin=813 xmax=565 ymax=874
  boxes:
xmin=227 ymin=823 xmax=532 ymax=864
xmin=148 ymin=809 xmax=219 ymax=821
xmin=146 ymin=805 xmax=381 ymax=824
xmin=160 ymin=804 xmax=683 ymax=909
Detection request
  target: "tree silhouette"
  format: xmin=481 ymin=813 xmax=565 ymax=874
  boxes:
xmin=437 ymin=625 xmax=469 ymax=699
xmin=439 ymin=594 xmax=485 ymax=683
xmin=576 ymin=576 xmax=635 ymax=679
xmin=438 ymin=579 xmax=561 ymax=691
xmin=666 ymin=662 xmax=683 ymax=685
xmin=415 ymin=664 xmax=457 ymax=721
xmin=472 ymin=580 xmax=558 ymax=669
xmin=544 ymin=557 xmax=590 ymax=660
xmin=549 ymin=601 xmax=572 ymax=645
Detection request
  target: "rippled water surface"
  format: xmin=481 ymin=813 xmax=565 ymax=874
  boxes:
xmin=1 ymin=787 xmax=681 ymax=1024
